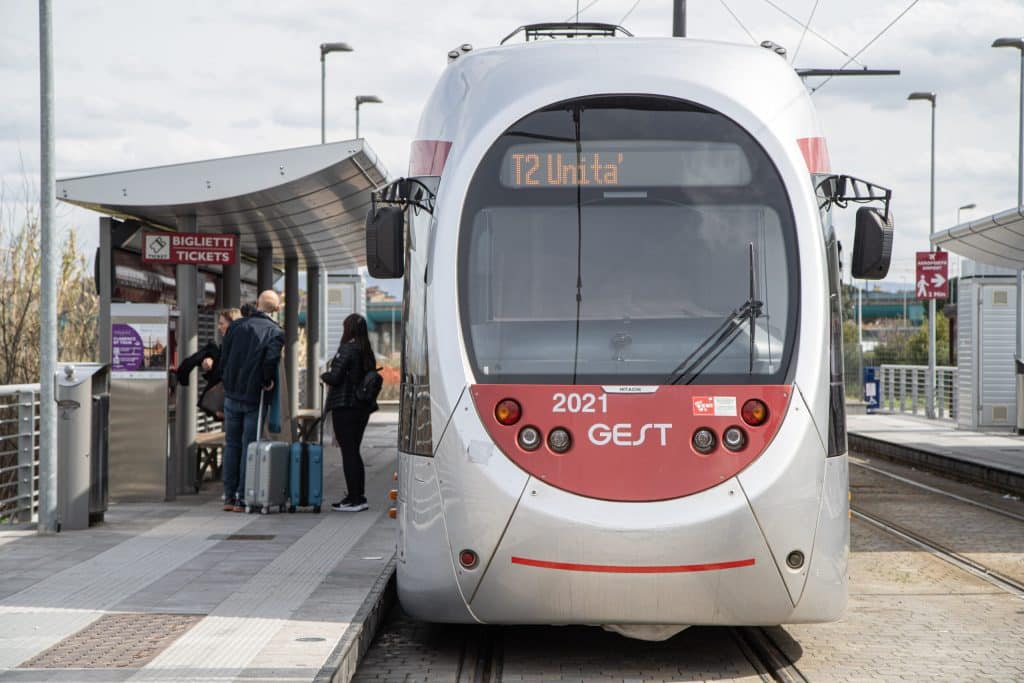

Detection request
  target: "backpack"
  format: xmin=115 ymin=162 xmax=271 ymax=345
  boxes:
xmin=355 ymin=367 xmax=383 ymax=403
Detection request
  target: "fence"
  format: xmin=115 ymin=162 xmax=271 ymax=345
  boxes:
xmin=0 ymin=384 xmax=40 ymax=524
xmin=879 ymin=364 xmax=958 ymax=420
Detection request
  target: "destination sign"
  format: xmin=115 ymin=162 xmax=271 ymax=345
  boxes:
xmin=142 ymin=232 xmax=238 ymax=265
xmin=500 ymin=140 xmax=751 ymax=189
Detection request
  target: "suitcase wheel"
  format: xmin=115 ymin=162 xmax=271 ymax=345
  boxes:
xmin=313 ymin=505 xmax=321 ymax=514
xmin=288 ymin=505 xmax=296 ymax=513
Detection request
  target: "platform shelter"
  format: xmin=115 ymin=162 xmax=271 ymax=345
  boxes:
xmin=56 ymin=140 xmax=388 ymax=499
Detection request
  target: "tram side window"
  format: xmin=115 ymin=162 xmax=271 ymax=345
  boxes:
xmin=822 ymin=206 xmax=847 ymax=457
xmin=399 ymin=180 xmax=436 ymax=456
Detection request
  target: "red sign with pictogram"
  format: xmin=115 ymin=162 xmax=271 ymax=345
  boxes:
xmin=142 ymin=232 xmax=237 ymax=265
xmin=915 ymin=251 xmax=949 ymax=300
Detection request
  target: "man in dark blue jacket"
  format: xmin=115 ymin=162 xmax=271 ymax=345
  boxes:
xmin=219 ymin=290 xmax=285 ymax=511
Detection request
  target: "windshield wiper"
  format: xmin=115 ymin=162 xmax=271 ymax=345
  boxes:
xmin=666 ymin=244 xmax=762 ymax=385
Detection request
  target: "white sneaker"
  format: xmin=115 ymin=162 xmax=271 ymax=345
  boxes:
xmin=332 ymin=500 xmax=368 ymax=512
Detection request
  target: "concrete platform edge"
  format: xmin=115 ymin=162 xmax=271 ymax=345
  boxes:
xmin=848 ymin=433 xmax=1024 ymax=496
xmin=314 ymin=554 xmax=397 ymax=683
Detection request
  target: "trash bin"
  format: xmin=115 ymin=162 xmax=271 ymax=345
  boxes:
xmin=1016 ymin=358 xmax=1024 ymax=435
xmin=55 ymin=363 xmax=110 ymax=531
xmin=863 ymin=366 xmax=880 ymax=413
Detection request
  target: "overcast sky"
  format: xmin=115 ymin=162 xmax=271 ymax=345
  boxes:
xmin=2 ymin=0 xmax=1023 ymax=292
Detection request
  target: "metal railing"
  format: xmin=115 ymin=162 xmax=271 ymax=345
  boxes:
xmin=879 ymin=364 xmax=958 ymax=420
xmin=0 ymin=384 xmax=40 ymax=524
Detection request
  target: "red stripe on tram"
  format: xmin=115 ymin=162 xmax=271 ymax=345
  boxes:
xmin=511 ymin=556 xmax=756 ymax=574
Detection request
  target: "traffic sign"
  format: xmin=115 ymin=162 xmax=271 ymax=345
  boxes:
xmin=142 ymin=232 xmax=237 ymax=265
xmin=915 ymin=251 xmax=949 ymax=300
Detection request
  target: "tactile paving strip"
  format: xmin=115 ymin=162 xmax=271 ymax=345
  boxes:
xmin=19 ymin=613 xmax=203 ymax=669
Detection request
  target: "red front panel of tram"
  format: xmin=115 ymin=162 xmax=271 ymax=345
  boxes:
xmin=471 ymin=384 xmax=792 ymax=502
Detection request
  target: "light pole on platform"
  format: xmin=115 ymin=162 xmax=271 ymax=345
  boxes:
xmin=355 ymin=95 xmax=382 ymax=139
xmin=957 ymin=202 xmax=976 ymax=224
xmin=908 ymin=91 xmax=937 ymax=418
xmin=320 ymin=42 xmax=353 ymax=144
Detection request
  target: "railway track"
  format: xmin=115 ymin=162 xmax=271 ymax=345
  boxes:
xmin=850 ymin=456 xmax=1024 ymax=599
xmin=453 ymin=624 xmax=807 ymax=683
xmin=851 ymin=507 xmax=1024 ymax=598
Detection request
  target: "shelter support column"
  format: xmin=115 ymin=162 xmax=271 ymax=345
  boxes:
xmin=98 ymin=217 xmax=112 ymax=365
xmin=285 ymin=258 xmax=300 ymax=434
xmin=174 ymin=214 xmax=198 ymax=498
xmin=222 ymin=235 xmax=240 ymax=308
xmin=306 ymin=266 xmax=321 ymax=410
xmin=258 ymin=247 xmax=274 ymax=293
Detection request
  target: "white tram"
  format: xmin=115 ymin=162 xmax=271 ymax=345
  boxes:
xmin=366 ymin=24 xmax=894 ymax=637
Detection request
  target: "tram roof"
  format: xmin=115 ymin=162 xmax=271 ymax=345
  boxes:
xmin=56 ymin=140 xmax=388 ymax=270
xmin=932 ymin=206 xmax=1024 ymax=269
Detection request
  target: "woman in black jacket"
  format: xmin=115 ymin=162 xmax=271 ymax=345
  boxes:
xmin=321 ymin=313 xmax=378 ymax=512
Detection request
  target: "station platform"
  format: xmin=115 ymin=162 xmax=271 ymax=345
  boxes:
xmin=0 ymin=412 xmax=399 ymax=683
xmin=847 ymin=412 xmax=1024 ymax=495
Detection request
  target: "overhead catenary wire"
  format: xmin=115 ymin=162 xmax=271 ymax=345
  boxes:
xmin=566 ymin=0 xmax=602 ymax=22
xmin=619 ymin=0 xmax=642 ymax=26
xmin=810 ymin=0 xmax=922 ymax=94
xmin=718 ymin=0 xmax=758 ymax=45
xmin=761 ymin=0 xmax=863 ymax=66
xmin=791 ymin=0 xmax=821 ymax=65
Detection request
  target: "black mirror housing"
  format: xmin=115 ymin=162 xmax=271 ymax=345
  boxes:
xmin=851 ymin=207 xmax=893 ymax=280
xmin=365 ymin=206 xmax=405 ymax=278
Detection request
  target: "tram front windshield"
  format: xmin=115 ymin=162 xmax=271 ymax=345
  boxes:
xmin=458 ymin=96 xmax=799 ymax=386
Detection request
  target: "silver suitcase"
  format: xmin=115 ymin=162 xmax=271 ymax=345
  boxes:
xmin=243 ymin=392 xmax=290 ymax=515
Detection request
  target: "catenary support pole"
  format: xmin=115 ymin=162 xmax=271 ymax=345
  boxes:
xmin=927 ymin=99 xmax=937 ymax=419
xmin=673 ymin=0 xmax=686 ymax=37
xmin=38 ymin=0 xmax=58 ymax=534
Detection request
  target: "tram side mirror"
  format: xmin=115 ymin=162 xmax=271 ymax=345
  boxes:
xmin=851 ymin=207 xmax=894 ymax=280
xmin=365 ymin=206 xmax=405 ymax=278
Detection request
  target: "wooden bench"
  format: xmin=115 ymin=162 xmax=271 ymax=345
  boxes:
xmin=195 ymin=430 xmax=225 ymax=489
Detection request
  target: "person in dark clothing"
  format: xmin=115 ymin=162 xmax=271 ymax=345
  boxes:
xmin=175 ymin=308 xmax=241 ymax=420
xmin=219 ymin=291 xmax=285 ymax=512
xmin=321 ymin=313 xmax=378 ymax=512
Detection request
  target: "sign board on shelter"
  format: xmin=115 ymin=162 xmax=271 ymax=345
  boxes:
xmin=915 ymin=251 xmax=949 ymax=300
xmin=143 ymin=232 xmax=237 ymax=265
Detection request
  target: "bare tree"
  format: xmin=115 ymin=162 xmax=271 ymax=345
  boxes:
xmin=0 ymin=177 xmax=98 ymax=386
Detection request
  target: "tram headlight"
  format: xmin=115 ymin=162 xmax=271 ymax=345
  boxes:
xmin=692 ymin=427 xmax=716 ymax=454
xmin=517 ymin=426 xmax=542 ymax=451
xmin=722 ymin=426 xmax=746 ymax=452
xmin=548 ymin=427 xmax=572 ymax=453
xmin=495 ymin=398 xmax=522 ymax=426
xmin=741 ymin=399 xmax=769 ymax=426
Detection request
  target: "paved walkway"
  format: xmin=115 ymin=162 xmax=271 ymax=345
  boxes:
xmin=847 ymin=412 xmax=1024 ymax=493
xmin=0 ymin=413 xmax=398 ymax=683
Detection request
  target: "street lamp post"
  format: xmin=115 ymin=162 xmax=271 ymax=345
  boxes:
xmin=908 ymin=91 xmax=937 ymax=418
xmin=957 ymin=202 xmax=977 ymax=224
xmin=320 ymin=42 xmax=353 ymax=144
xmin=355 ymin=95 xmax=383 ymax=139
xmin=992 ymin=37 xmax=1024 ymax=433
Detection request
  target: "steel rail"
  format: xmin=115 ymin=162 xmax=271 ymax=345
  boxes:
xmin=851 ymin=459 xmax=1024 ymax=523
xmin=733 ymin=626 xmax=808 ymax=683
xmin=852 ymin=508 xmax=1024 ymax=598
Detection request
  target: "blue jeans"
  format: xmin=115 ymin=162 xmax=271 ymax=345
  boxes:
xmin=223 ymin=397 xmax=262 ymax=501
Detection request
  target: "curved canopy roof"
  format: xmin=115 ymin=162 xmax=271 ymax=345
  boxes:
xmin=56 ymin=140 xmax=388 ymax=270
xmin=932 ymin=206 xmax=1024 ymax=269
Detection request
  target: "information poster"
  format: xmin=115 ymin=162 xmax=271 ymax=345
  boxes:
xmin=112 ymin=322 xmax=168 ymax=379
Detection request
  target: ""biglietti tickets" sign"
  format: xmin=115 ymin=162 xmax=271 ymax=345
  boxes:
xmin=142 ymin=232 xmax=237 ymax=265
